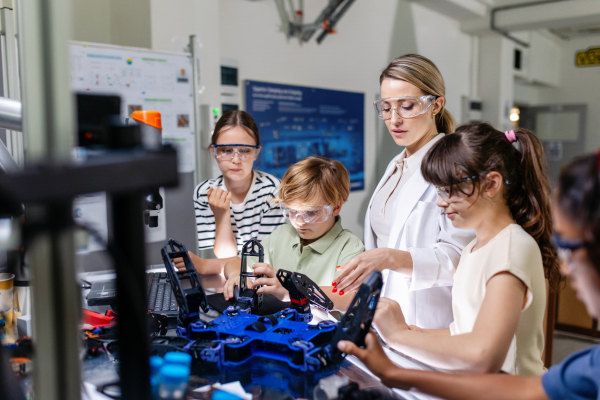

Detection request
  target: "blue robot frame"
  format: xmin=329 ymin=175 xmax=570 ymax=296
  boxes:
xmin=161 ymin=238 xmax=383 ymax=372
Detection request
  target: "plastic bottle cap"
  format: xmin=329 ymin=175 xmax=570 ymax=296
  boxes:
xmin=131 ymin=110 xmax=162 ymax=130
xmin=159 ymin=365 xmax=190 ymax=385
xmin=149 ymin=356 xmax=164 ymax=374
xmin=164 ymin=351 xmax=192 ymax=368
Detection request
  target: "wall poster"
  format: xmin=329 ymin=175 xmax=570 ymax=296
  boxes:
xmin=245 ymin=80 xmax=364 ymax=191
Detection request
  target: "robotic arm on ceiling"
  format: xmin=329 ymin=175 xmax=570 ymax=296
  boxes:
xmin=275 ymin=0 xmax=357 ymax=44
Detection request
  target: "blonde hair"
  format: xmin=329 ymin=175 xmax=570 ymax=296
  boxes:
xmin=274 ymin=156 xmax=350 ymax=207
xmin=380 ymin=54 xmax=456 ymax=134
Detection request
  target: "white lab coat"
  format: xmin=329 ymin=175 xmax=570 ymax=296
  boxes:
xmin=365 ymin=137 xmax=475 ymax=329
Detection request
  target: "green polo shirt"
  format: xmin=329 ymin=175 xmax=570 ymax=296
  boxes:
xmin=243 ymin=216 xmax=365 ymax=286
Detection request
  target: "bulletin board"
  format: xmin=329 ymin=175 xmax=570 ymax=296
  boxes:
xmin=245 ymin=80 xmax=365 ymax=191
xmin=69 ymin=42 xmax=197 ymax=252
xmin=69 ymin=41 xmax=196 ymax=173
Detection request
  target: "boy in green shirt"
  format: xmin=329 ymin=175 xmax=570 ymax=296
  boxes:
xmin=176 ymin=156 xmax=364 ymax=306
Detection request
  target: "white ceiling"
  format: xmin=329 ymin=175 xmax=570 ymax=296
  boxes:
xmin=410 ymin=0 xmax=600 ymax=40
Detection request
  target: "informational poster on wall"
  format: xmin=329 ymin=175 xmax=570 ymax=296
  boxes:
xmin=69 ymin=42 xmax=194 ymax=249
xmin=69 ymin=42 xmax=196 ymax=173
xmin=245 ymin=80 xmax=364 ymax=191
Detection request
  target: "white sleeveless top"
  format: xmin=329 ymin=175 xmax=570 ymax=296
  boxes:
xmin=449 ymin=224 xmax=546 ymax=376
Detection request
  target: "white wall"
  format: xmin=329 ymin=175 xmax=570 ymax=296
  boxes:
xmin=411 ymin=4 xmax=473 ymax=121
xmin=535 ymin=37 xmax=600 ymax=150
xmin=478 ymin=35 xmax=515 ymax=131
xmin=150 ymin=0 xmax=221 ymax=112
xmin=72 ymin=0 xmax=111 ymax=44
xmin=72 ymin=0 xmax=151 ymax=48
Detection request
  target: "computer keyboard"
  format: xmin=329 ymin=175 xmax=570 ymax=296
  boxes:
xmin=146 ymin=272 xmax=178 ymax=319
xmin=86 ymin=271 xmax=180 ymax=323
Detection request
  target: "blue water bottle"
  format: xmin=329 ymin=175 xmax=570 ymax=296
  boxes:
xmin=163 ymin=352 xmax=192 ymax=368
xmin=150 ymin=355 xmax=165 ymax=398
xmin=157 ymin=364 xmax=190 ymax=400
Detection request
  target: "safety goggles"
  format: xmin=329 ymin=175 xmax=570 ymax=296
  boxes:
xmin=435 ymin=176 xmax=478 ymax=203
xmin=212 ymin=144 xmax=259 ymax=161
xmin=553 ymin=233 xmax=585 ymax=274
xmin=279 ymin=203 xmax=333 ymax=224
xmin=373 ymin=95 xmax=436 ymax=120
xmin=436 ymin=175 xmax=512 ymax=203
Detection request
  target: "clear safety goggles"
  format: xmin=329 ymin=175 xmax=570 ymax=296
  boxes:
xmin=436 ymin=175 xmax=512 ymax=203
xmin=279 ymin=203 xmax=333 ymax=224
xmin=373 ymin=95 xmax=436 ymax=120
xmin=552 ymin=233 xmax=585 ymax=275
xmin=436 ymin=176 xmax=477 ymax=203
xmin=212 ymin=144 xmax=259 ymax=161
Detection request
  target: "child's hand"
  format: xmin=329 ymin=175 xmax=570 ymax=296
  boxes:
xmin=373 ymin=298 xmax=409 ymax=344
xmin=171 ymin=251 xmax=202 ymax=272
xmin=337 ymin=332 xmax=407 ymax=390
xmin=223 ymin=274 xmax=240 ymax=301
xmin=207 ymin=187 xmax=232 ymax=219
xmin=250 ymin=263 xmax=289 ymax=301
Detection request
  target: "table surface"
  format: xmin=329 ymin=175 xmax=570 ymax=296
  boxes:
xmin=76 ymin=269 xmax=440 ymax=400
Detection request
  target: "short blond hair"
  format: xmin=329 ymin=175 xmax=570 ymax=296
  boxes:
xmin=274 ymin=156 xmax=350 ymax=207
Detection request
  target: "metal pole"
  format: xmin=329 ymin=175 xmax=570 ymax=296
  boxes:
xmin=111 ymin=192 xmax=151 ymax=400
xmin=19 ymin=0 xmax=74 ymax=163
xmin=26 ymin=204 xmax=81 ymax=400
xmin=190 ymin=35 xmax=203 ymax=187
xmin=0 ymin=5 xmax=23 ymax=166
xmin=315 ymin=0 xmax=356 ymax=44
xmin=0 ymin=96 xmax=21 ymax=131
xmin=0 ymin=137 xmax=19 ymax=172
xmin=18 ymin=0 xmax=79 ymax=400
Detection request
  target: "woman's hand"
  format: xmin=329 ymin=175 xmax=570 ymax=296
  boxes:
xmin=250 ymin=263 xmax=289 ymax=301
xmin=207 ymin=187 xmax=232 ymax=219
xmin=223 ymin=274 xmax=240 ymax=301
xmin=337 ymin=332 xmax=409 ymax=390
xmin=333 ymin=248 xmax=412 ymax=294
xmin=373 ymin=298 xmax=409 ymax=345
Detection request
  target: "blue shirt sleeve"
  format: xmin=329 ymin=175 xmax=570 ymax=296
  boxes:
xmin=542 ymin=344 xmax=600 ymax=400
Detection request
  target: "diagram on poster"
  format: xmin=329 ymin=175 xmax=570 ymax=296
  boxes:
xmin=245 ymin=80 xmax=364 ymax=191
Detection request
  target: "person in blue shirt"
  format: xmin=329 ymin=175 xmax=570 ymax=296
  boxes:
xmin=339 ymin=151 xmax=600 ymax=400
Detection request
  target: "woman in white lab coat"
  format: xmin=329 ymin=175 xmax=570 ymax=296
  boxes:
xmin=333 ymin=54 xmax=474 ymax=329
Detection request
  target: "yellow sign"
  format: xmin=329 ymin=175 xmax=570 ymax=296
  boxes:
xmin=576 ymin=46 xmax=600 ymax=67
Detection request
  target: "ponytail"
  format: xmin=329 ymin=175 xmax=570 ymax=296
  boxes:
xmin=421 ymin=123 xmax=561 ymax=291
xmin=436 ymin=108 xmax=456 ymax=135
xmin=508 ymin=129 xmax=561 ymax=291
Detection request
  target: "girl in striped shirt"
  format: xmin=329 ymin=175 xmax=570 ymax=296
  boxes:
xmin=193 ymin=111 xmax=285 ymax=259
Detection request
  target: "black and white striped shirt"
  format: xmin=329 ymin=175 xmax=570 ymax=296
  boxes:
xmin=193 ymin=170 xmax=286 ymax=251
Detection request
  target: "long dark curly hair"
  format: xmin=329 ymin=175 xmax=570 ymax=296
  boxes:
xmin=421 ymin=122 xmax=561 ymax=291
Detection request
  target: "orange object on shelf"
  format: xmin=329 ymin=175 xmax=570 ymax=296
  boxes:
xmin=131 ymin=110 xmax=162 ymax=130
